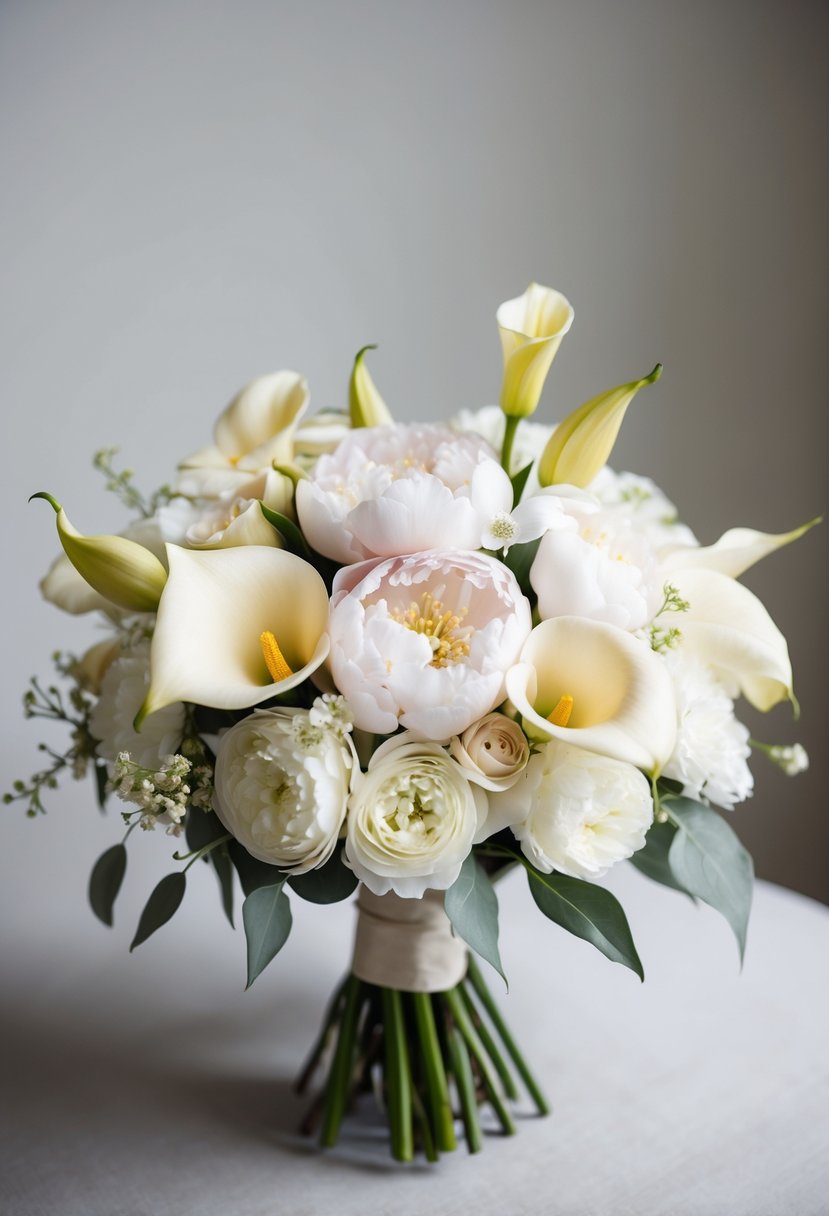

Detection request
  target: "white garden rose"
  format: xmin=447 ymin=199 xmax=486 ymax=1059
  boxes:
xmin=345 ymin=735 xmax=487 ymax=898
xmin=328 ymin=549 xmax=532 ymax=737
xmin=213 ymin=698 xmax=355 ymax=874
xmin=450 ymin=713 xmax=530 ymax=792
xmin=90 ymin=642 xmax=185 ymax=772
xmin=495 ymin=738 xmax=653 ymax=880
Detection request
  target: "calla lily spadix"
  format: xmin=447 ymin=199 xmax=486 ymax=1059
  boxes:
xmin=505 ymin=616 xmax=677 ymax=775
xmin=349 ymin=345 xmax=394 ymax=429
xmin=664 ymin=568 xmax=794 ymax=712
xmin=136 ymin=544 xmax=330 ymax=726
xmin=660 ymin=517 xmax=821 ymax=579
xmin=31 ymin=493 xmax=167 ymax=614
xmin=537 ymin=364 xmax=662 ymax=489
xmin=177 ymin=371 xmax=310 ymax=496
xmin=497 ymin=282 xmax=574 ymax=420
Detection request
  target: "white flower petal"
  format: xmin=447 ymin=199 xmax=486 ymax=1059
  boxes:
xmin=661 ymin=519 xmax=819 ymax=579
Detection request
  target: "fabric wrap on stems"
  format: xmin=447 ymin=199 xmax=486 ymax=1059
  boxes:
xmin=351 ymin=886 xmax=468 ymax=992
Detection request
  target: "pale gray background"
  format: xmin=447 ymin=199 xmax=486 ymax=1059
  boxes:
xmin=2 ymin=0 xmax=827 ymax=920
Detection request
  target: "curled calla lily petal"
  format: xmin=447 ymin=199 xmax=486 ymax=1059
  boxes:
xmin=184 ymin=470 xmax=294 ymax=550
xmin=349 ymin=345 xmax=393 ymax=428
xmin=177 ymin=371 xmax=309 ymax=495
xmin=32 ymin=493 xmax=167 ymax=614
xmin=137 ymin=544 xmax=330 ymax=723
xmin=497 ymin=282 xmax=574 ymax=418
xmin=537 ymin=365 xmax=662 ymax=489
xmin=666 ymin=568 xmax=794 ymax=711
xmin=505 ymin=616 xmax=676 ymax=774
xmin=660 ymin=517 xmax=820 ymax=579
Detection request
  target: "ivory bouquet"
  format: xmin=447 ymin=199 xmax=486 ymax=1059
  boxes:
xmin=9 ymin=281 xmax=814 ymax=1161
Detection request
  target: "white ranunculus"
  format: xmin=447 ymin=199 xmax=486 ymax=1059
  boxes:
xmin=90 ymin=642 xmax=185 ymax=772
xmin=213 ymin=699 xmax=355 ymax=874
xmin=495 ymin=739 xmax=653 ymax=880
xmin=295 ymin=423 xmax=514 ymax=564
xmin=345 ymin=734 xmax=487 ymax=898
xmin=661 ymin=652 xmax=753 ymax=809
xmin=449 ymin=713 xmax=530 ymax=792
xmin=328 ymin=549 xmax=532 ymax=738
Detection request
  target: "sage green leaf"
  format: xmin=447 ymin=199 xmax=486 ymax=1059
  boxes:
xmin=243 ymin=882 xmax=293 ymax=988
xmin=212 ymin=848 xmax=235 ymax=927
xmin=88 ymin=843 xmax=127 ymax=927
xmin=504 ymin=536 xmax=542 ymax=599
xmin=130 ymin=872 xmax=186 ymax=951
xmin=259 ymin=503 xmax=311 ymax=558
xmin=666 ymin=797 xmax=753 ymax=963
xmin=510 ymin=461 xmax=533 ymax=507
xmin=185 ymin=811 xmax=235 ymax=926
xmin=630 ymin=820 xmax=693 ymax=895
xmin=445 ymin=854 xmax=507 ymax=986
xmin=288 ymin=845 xmax=358 ymax=904
xmin=229 ymin=840 xmax=284 ymax=896
xmin=526 ymin=864 xmax=644 ymax=979
xmin=94 ymin=762 xmax=109 ymax=810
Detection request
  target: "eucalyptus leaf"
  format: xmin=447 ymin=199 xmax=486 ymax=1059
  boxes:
xmin=445 ymin=854 xmax=506 ymax=985
xmin=185 ymin=808 xmax=227 ymax=853
xmin=88 ymin=843 xmax=127 ymax=927
xmin=525 ymin=863 xmax=644 ymax=980
xmin=229 ymin=840 xmax=285 ymax=896
xmin=510 ymin=461 xmax=533 ymax=506
xmin=665 ymin=797 xmax=753 ymax=963
xmin=288 ymin=845 xmax=358 ymax=904
xmin=259 ymin=503 xmax=311 ymax=557
xmin=504 ymin=537 xmax=542 ymax=599
xmin=629 ymin=820 xmax=693 ymax=895
xmin=94 ymin=762 xmax=109 ymax=811
xmin=130 ymin=872 xmax=187 ymax=952
xmin=243 ymin=881 xmax=293 ymax=988
xmin=212 ymin=847 xmax=235 ymax=927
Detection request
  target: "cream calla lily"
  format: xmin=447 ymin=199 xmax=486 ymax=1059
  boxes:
xmin=537 ymin=364 xmax=662 ymax=488
xmin=660 ymin=517 xmax=820 ymax=579
xmin=32 ymin=493 xmax=167 ymax=614
xmin=177 ymin=371 xmax=309 ymax=495
xmin=505 ymin=617 xmax=676 ymax=774
xmin=665 ymin=568 xmax=794 ymax=711
xmin=497 ymin=282 xmax=574 ymax=418
xmin=184 ymin=469 xmax=295 ymax=550
xmin=137 ymin=544 xmax=330 ymax=724
xmin=349 ymin=345 xmax=393 ymax=428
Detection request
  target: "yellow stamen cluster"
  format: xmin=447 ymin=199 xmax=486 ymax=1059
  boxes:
xmin=548 ymin=693 xmax=574 ymax=727
xmin=390 ymin=592 xmax=472 ymax=668
xmin=260 ymin=631 xmax=294 ymax=683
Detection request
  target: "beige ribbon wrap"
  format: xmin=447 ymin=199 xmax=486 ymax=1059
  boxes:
xmin=351 ymin=886 xmax=468 ymax=993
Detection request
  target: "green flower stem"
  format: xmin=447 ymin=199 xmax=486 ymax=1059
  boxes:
xmin=174 ymin=834 xmax=232 ymax=872
xmin=412 ymin=991 xmax=457 ymax=1152
xmin=459 ymin=982 xmax=519 ymax=1101
xmin=501 ymin=415 xmax=520 ymax=475
xmin=295 ymin=974 xmax=348 ymax=1095
xmin=445 ymin=987 xmax=516 ymax=1136
xmin=320 ymin=975 xmax=363 ymax=1148
xmin=409 ymin=1069 xmax=439 ymax=1163
xmin=446 ymin=1023 xmax=482 ymax=1154
xmin=382 ymin=988 xmax=414 ymax=1162
xmin=466 ymin=955 xmax=550 ymax=1116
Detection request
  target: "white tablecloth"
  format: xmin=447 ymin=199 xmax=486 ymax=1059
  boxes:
xmin=1 ymin=841 xmax=827 ymax=1216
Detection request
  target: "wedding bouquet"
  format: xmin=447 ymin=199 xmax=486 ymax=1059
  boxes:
xmin=10 ymin=282 xmax=814 ymax=1162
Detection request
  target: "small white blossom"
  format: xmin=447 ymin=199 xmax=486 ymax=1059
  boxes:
xmin=766 ymin=743 xmax=809 ymax=776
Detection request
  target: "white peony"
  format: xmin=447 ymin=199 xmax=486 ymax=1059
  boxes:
xmin=328 ymin=549 xmax=532 ymax=737
xmin=295 ymin=423 xmax=515 ymax=564
xmin=345 ymin=734 xmax=487 ymax=898
xmin=662 ymin=652 xmax=753 ymax=809
xmin=494 ymin=739 xmax=653 ymax=880
xmin=213 ymin=698 xmax=356 ymax=874
xmin=90 ymin=642 xmax=185 ymax=772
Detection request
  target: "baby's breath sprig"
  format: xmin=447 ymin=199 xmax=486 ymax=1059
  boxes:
xmin=648 ymin=581 xmax=690 ymax=654
xmin=92 ymin=446 xmax=174 ymax=518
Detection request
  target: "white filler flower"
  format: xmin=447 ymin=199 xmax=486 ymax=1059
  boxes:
xmin=329 ymin=550 xmax=532 ymax=737
xmin=213 ymin=699 xmax=355 ymax=874
xmin=662 ymin=652 xmax=753 ymax=809
xmin=345 ymin=734 xmax=487 ymax=898
xmin=90 ymin=642 xmax=185 ymax=772
xmin=497 ymin=739 xmax=653 ymax=880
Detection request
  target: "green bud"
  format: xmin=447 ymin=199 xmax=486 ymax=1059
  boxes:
xmin=348 ymin=345 xmax=393 ymax=428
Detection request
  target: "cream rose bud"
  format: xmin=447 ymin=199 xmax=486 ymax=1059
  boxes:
xmin=213 ymin=700 xmax=355 ymax=874
xmin=450 ymin=713 xmax=530 ymax=792
xmin=345 ymin=735 xmax=487 ymax=899
xmin=495 ymin=739 xmax=653 ymax=881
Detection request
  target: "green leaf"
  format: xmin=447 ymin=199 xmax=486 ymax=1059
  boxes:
xmin=242 ymin=882 xmax=293 ymax=988
xmin=259 ymin=503 xmax=311 ymax=558
xmin=212 ymin=847 xmax=235 ymax=927
xmin=525 ymin=863 xmax=644 ymax=979
xmin=504 ymin=537 xmax=542 ymax=599
xmin=186 ymin=810 xmax=235 ymax=926
xmin=130 ymin=872 xmax=187 ymax=951
xmin=229 ymin=839 xmax=285 ymax=896
xmin=665 ymin=797 xmax=754 ymax=963
xmin=288 ymin=844 xmax=358 ymax=904
xmin=629 ymin=820 xmax=693 ymax=895
xmin=88 ymin=843 xmax=127 ymax=927
xmin=445 ymin=854 xmax=507 ymax=985
xmin=94 ymin=762 xmax=109 ymax=811
xmin=510 ymin=461 xmax=533 ymax=507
